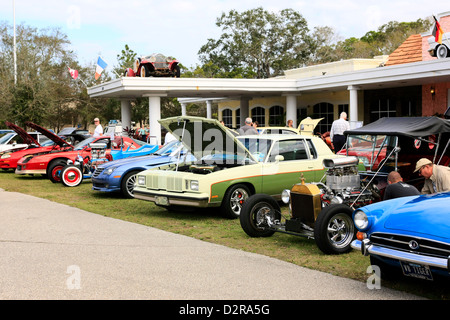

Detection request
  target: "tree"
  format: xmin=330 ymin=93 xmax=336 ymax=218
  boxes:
xmin=198 ymin=7 xmax=313 ymax=79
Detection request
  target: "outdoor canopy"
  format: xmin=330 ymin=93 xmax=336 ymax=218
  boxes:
xmin=344 ymin=117 xmax=450 ymax=138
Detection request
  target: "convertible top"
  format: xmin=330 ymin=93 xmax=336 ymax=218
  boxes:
xmin=345 ymin=117 xmax=450 ymax=138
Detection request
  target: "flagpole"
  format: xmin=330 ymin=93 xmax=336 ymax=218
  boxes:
xmin=13 ymin=0 xmax=17 ymax=85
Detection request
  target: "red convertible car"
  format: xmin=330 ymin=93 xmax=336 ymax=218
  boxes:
xmin=123 ymin=53 xmax=180 ymax=78
xmin=0 ymin=122 xmax=72 ymax=171
xmin=15 ymin=135 xmax=144 ymax=182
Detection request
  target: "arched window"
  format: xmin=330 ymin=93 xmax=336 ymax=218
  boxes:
xmin=251 ymin=106 xmax=265 ymax=127
xmin=269 ymin=106 xmax=284 ymax=126
xmin=313 ymin=102 xmax=334 ymax=133
xmin=221 ymin=109 xmax=232 ymax=128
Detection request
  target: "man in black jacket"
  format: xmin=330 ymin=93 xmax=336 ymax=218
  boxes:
xmin=383 ymin=171 xmax=420 ymax=200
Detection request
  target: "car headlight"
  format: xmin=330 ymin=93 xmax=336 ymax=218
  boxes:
xmin=137 ymin=176 xmax=146 ymax=186
xmin=354 ymin=210 xmax=369 ymax=230
xmin=190 ymin=180 xmax=199 ymax=191
xmin=281 ymin=189 xmax=290 ymax=204
xmin=1 ymin=153 xmax=11 ymax=159
xmin=104 ymin=167 xmax=117 ymax=175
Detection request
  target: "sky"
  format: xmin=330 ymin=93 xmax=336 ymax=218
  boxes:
xmin=2 ymin=0 xmax=450 ymax=74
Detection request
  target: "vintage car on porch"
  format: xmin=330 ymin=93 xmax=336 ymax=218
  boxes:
xmin=0 ymin=122 xmax=72 ymax=170
xmin=92 ymin=140 xmax=195 ymax=198
xmin=123 ymin=53 xmax=180 ymax=78
xmin=133 ymin=116 xmax=339 ymax=219
xmin=15 ymin=135 xmax=158 ymax=182
xmin=351 ymin=191 xmax=450 ymax=281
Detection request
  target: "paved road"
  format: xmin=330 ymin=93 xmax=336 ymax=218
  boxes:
xmin=0 ymin=188 xmax=423 ymax=300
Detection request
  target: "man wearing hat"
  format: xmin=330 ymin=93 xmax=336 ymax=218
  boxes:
xmin=414 ymin=158 xmax=450 ymax=194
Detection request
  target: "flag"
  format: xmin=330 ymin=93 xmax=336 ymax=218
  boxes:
xmin=68 ymin=67 xmax=79 ymax=80
xmin=432 ymin=16 xmax=444 ymax=44
xmin=95 ymin=56 xmax=108 ymax=80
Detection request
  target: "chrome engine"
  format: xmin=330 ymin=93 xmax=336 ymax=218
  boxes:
xmin=318 ymin=157 xmax=378 ymax=208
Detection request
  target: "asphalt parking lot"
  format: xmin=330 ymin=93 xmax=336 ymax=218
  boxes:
xmin=0 ymin=188 xmax=423 ymax=300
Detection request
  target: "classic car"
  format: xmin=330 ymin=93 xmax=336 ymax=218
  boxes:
xmin=57 ymin=127 xmax=91 ymax=145
xmin=428 ymin=32 xmax=450 ymax=59
xmin=123 ymin=53 xmax=180 ymax=78
xmin=15 ymin=135 xmax=157 ymax=183
xmin=92 ymin=140 xmax=195 ymax=198
xmin=341 ymin=117 xmax=450 ymax=190
xmin=133 ymin=116 xmax=338 ymax=219
xmin=0 ymin=122 xmax=49 ymax=153
xmin=351 ymin=191 xmax=450 ymax=281
xmin=238 ymin=116 xmax=450 ymax=255
xmin=257 ymin=118 xmax=323 ymax=136
xmin=0 ymin=122 xmax=72 ymax=170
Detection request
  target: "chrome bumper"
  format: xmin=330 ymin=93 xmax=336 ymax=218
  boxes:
xmin=134 ymin=190 xmax=210 ymax=208
xmin=351 ymin=239 xmax=450 ymax=270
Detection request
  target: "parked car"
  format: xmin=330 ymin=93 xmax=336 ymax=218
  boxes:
xmin=257 ymin=118 xmax=323 ymax=136
xmin=57 ymin=127 xmax=91 ymax=145
xmin=0 ymin=122 xmax=72 ymax=170
xmin=15 ymin=136 xmax=157 ymax=183
xmin=239 ymin=116 xmax=450 ymax=255
xmin=351 ymin=191 xmax=450 ymax=281
xmin=92 ymin=140 xmax=195 ymax=198
xmin=0 ymin=122 xmax=49 ymax=153
xmin=123 ymin=53 xmax=180 ymax=78
xmin=428 ymin=32 xmax=450 ymax=59
xmin=133 ymin=116 xmax=338 ymax=218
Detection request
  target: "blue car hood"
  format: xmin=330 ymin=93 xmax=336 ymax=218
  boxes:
xmin=384 ymin=192 xmax=450 ymax=239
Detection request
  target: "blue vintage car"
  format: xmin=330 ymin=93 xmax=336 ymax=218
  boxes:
xmin=91 ymin=141 xmax=194 ymax=198
xmin=351 ymin=191 xmax=450 ymax=281
xmin=109 ymin=137 xmax=159 ymax=160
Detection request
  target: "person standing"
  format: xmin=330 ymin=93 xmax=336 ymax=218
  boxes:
xmin=414 ymin=158 xmax=450 ymax=194
xmin=330 ymin=112 xmax=349 ymax=153
xmin=238 ymin=117 xmax=258 ymax=135
xmin=93 ymin=118 xmax=103 ymax=137
xmin=383 ymin=171 xmax=420 ymax=200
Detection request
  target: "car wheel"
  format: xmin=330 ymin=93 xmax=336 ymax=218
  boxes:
xmin=221 ymin=184 xmax=251 ymax=219
xmin=313 ymin=204 xmax=355 ymax=255
xmin=240 ymin=194 xmax=280 ymax=237
xmin=61 ymin=165 xmax=83 ymax=187
xmin=436 ymin=45 xmax=449 ymax=59
xmin=47 ymin=160 xmax=67 ymax=183
xmin=120 ymin=171 xmax=139 ymax=199
xmin=140 ymin=65 xmax=149 ymax=77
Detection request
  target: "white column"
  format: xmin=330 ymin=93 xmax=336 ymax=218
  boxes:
xmin=120 ymin=99 xmax=132 ymax=134
xmin=285 ymin=95 xmax=297 ymax=127
xmin=148 ymin=96 xmax=161 ymax=145
xmin=181 ymin=102 xmax=187 ymax=116
xmin=348 ymin=86 xmax=360 ymax=129
xmin=206 ymin=100 xmax=212 ymax=119
xmin=239 ymin=98 xmax=250 ymax=127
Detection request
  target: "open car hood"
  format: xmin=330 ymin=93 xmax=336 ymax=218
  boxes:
xmin=297 ymin=117 xmax=323 ymax=135
xmin=5 ymin=121 xmax=40 ymax=146
xmin=159 ymin=116 xmax=257 ymax=163
xmin=25 ymin=122 xmax=72 ymax=149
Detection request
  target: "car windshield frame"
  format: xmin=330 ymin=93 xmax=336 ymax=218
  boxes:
xmin=0 ymin=132 xmax=15 ymax=144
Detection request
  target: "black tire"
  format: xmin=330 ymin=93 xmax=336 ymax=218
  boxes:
xmin=174 ymin=65 xmax=181 ymax=78
xmin=239 ymin=194 xmax=280 ymax=237
xmin=436 ymin=44 xmax=449 ymax=59
xmin=221 ymin=184 xmax=251 ymax=219
xmin=47 ymin=160 xmax=67 ymax=183
xmin=61 ymin=165 xmax=83 ymax=187
xmin=313 ymin=204 xmax=355 ymax=255
xmin=120 ymin=171 xmax=139 ymax=199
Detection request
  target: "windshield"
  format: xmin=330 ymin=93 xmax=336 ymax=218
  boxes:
xmin=153 ymin=141 xmax=181 ymax=156
xmin=346 ymin=134 xmax=397 ymax=170
xmin=73 ymin=137 xmax=96 ymax=150
xmin=0 ymin=133 xmax=15 ymax=144
xmin=237 ymin=137 xmax=273 ymax=162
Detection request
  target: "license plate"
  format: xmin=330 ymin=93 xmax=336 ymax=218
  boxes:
xmin=155 ymin=196 xmax=169 ymax=206
xmin=400 ymin=261 xmax=433 ymax=281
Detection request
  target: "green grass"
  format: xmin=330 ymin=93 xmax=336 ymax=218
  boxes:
xmin=0 ymin=171 xmax=448 ymax=299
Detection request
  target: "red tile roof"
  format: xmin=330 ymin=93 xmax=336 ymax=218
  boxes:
xmin=385 ymin=34 xmax=423 ymax=66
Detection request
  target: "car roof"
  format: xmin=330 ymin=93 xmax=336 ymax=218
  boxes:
xmin=237 ymin=134 xmax=318 ymax=141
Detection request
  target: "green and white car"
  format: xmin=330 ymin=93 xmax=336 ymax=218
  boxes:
xmin=134 ymin=116 xmax=339 ymax=218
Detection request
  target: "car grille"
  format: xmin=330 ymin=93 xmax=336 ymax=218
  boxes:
xmin=145 ymin=172 xmax=183 ymax=192
xmin=93 ymin=167 xmax=105 ymax=178
xmin=369 ymin=232 xmax=450 ymax=259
